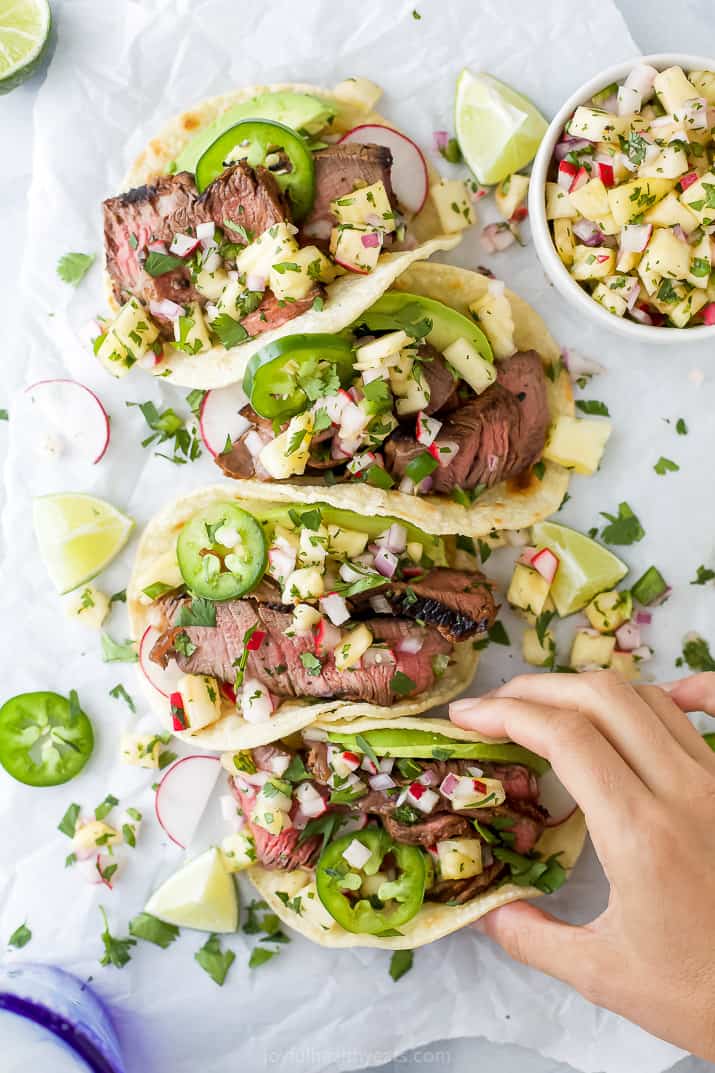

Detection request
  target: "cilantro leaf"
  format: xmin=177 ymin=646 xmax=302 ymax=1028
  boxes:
xmin=599 ymin=502 xmax=645 ymax=546
xmin=195 ymin=934 xmax=236 ymax=986
xmin=575 ymin=399 xmax=609 ymax=416
xmin=8 ymin=923 xmax=32 ymax=949
xmin=129 ymin=913 xmax=179 ymax=949
xmin=143 ymin=251 xmax=184 ymax=277
xmin=94 ymin=794 xmax=118 ymax=821
xmin=487 ymin=621 xmax=510 ymax=646
xmin=354 ymin=733 xmax=380 ymax=771
xmin=297 ymin=812 xmax=341 ymax=851
xmin=654 ymin=456 xmax=679 ymax=476
xmin=57 ymin=252 xmax=95 ymax=286
xmin=300 ymin=652 xmax=323 ymax=676
xmin=58 ymin=802 xmax=81 ymax=838
xmin=101 ymin=634 xmax=138 ymax=663
xmin=99 ymin=907 xmax=135 ymax=969
xmin=390 ymin=671 xmax=417 ymax=696
xmin=212 ymin=314 xmax=249 ymax=349
xmin=249 ymin=946 xmax=278 ymax=968
xmin=680 ymin=634 xmax=715 ymax=672
xmin=535 ymin=609 xmax=556 ymax=648
xmin=176 ymin=598 xmax=216 ymax=627
xmin=676 ymin=418 xmax=688 ymax=435
xmin=109 ymin=683 xmax=135 ymax=711
xmin=389 ymin=948 xmax=414 ymax=981
xmin=691 ymin=565 xmax=715 ymax=586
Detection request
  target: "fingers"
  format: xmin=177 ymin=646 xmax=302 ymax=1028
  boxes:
xmin=663 ymin=673 xmax=715 ymax=717
xmin=474 ymin=901 xmax=611 ymax=1002
xmin=636 ymin=685 xmax=715 ymax=775
xmin=456 ymin=671 xmax=695 ymax=795
xmin=450 ymin=692 xmax=647 ymax=837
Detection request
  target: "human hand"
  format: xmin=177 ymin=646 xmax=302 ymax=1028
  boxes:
xmin=450 ymin=670 xmax=715 ymax=1060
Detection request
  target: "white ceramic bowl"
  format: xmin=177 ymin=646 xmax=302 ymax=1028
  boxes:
xmin=528 ymin=52 xmax=715 ymax=345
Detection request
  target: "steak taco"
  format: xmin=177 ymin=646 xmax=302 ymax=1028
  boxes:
xmin=97 ymin=80 xmax=472 ymax=387
xmin=128 ymin=487 xmax=498 ymax=750
xmin=208 ymin=261 xmax=580 ymax=536
xmin=219 ymin=717 xmax=586 ymax=948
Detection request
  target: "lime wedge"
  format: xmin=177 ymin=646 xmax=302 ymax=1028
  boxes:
xmin=532 ymin=521 xmax=628 ymax=617
xmin=455 ymin=69 xmax=547 ymax=185
xmin=33 ymin=493 xmax=134 ymax=594
xmin=0 ymin=0 xmax=51 ymax=94
xmin=145 ymin=848 xmax=238 ymax=933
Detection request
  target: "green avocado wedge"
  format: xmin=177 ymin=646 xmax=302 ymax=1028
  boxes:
xmin=174 ymin=91 xmax=336 ymax=174
xmin=327 ymin=728 xmax=550 ymax=774
xmin=354 ymin=291 xmax=493 ymax=363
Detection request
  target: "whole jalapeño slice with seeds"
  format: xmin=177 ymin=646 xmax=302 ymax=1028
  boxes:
xmin=243 ymin=333 xmax=355 ymax=421
xmin=176 ymin=502 xmax=267 ymax=600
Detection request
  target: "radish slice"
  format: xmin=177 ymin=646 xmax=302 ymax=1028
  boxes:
xmin=199 ymin=384 xmax=251 ymax=458
xmin=139 ymin=626 xmax=183 ymax=699
xmin=339 ymin=124 xmax=429 ymax=215
xmin=24 ymin=379 xmax=110 ymax=464
xmin=539 ymin=769 xmax=578 ymax=827
xmin=154 ymin=754 xmax=221 ymax=849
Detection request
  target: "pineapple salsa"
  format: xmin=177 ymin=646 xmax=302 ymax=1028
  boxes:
xmin=546 ymin=63 xmax=715 ymax=328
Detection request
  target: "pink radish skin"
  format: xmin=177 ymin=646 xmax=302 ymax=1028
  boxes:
xmin=539 ymin=768 xmax=578 ymax=826
xmin=199 ymin=383 xmax=251 ymax=458
xmin=155 ymin=755 xmax=221 ymax=849
xmin=24 ymin=379 xmax=110 ymax=464
xmin=339 ymin=124 xmax=429 ymax=215
xmin=139 ymin=626 xmax=183 ymax=699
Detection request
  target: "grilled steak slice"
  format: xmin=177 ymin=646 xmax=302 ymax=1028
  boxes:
xmin=456 ymin=802 xmax=546 ymax=854
xmin=383 ymin=811 xmax=473 ymax=847
xmin=385 ymin=568 xmax=497 ymax=643
xmin=232 ymin=783 xmax=321 ymax=870
xmin=418 ymin=345 xmax=459 ymax=415
xmin=103 ymin=171 xmax=205 ymax=319
xmin=215 ymin=405 xmax=273 ymax=479
xmin=301 ymin=143 xmax=397 ymax=245
xmin=151 ymin=599 xmax=451 ymax=706
xmin=240 ymin=287 xmax=322 ymax=339
xmin=385 ymin=351 xmax=549 ymax=492
xmin=198 ymin=162 xmax=288 ymax=238
xmin=428 ymin=861 xmax=507 ymax=904
xmin=305 ymin=742 xmax=332 ymax=784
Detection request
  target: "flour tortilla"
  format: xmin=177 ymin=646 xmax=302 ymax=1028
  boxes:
xmin=106 ymin=81 xmax=458 ymax=388
xmin=128 ymin=487 xmax=481 ymax=751
xmin=228 ymin=260 xmax=574 ymax=537
xmin=247 ymin=714 xmax=587 ymax=949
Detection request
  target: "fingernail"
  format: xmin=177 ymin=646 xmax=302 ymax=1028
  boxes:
xmin=657 ymin=680 xmax=680 ymax=692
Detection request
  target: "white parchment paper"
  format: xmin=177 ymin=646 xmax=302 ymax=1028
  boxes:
xmin=2 ymin=2 xmax=713 ymax=1071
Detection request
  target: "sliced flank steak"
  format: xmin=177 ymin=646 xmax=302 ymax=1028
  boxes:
xmin=301 ymin=142 xmax=397 ymax=245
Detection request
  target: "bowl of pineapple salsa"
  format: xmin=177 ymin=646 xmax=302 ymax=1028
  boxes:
xmin=528 ymin=54 xmax=715 ymax=340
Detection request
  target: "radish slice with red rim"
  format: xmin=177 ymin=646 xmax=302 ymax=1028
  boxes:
xmin=339 ymin=124 xmax=429 ymax=216
xmin=199 ymin=383 xmax=251 ymax=458
xmin=539 ymin=768 xmax=578 ymax=827
xmin=24 ymin=379 xmax=110 ymax=464
xmin=154 ymin=754 xmax=221 ymax=849
xmin=139 ymin=625 xmax=183 ymax=699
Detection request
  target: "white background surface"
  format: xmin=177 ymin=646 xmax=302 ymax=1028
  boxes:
xmin=1 ymin=3 xmax=714 ymax=1073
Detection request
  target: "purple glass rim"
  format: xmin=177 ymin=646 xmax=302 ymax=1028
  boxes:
xmin=0 ymin=992 xmax=120 ymax=1073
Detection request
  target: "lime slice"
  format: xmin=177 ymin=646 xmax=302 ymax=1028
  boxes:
xmin=33 ymin=493 xmax=134 ymax=594
xmin=532 ymin=521 xmax=628 ymax=617
xmin=145 ymin=848 xmax=238 ymax=932
xmin=455 ymin=69 xmax=547 ymax=185
xmin=0 ymin=0 xmax=51 ymax=95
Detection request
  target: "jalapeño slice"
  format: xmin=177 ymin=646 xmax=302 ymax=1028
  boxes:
xmin=316 ymin=828 xmax=426 ymax=934
xmin=0 ymin=691 xmax=94 ymax=787
xmin=176 ymin=501 xmax=267 ymax=601
xmin=195 ymin=118 xmax=316 ymax=220
xmin=243 ymin=333 xmax=355 ymax=421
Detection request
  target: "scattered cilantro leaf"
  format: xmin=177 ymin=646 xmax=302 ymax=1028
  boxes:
xmin=691 ymin=565 xmax=715 ymax=586
xmin=212 ymin=314 xmax=249 ymax=349
xmin=676 ymin=418 xmax=687 ymax=435
xmin=8 ymin=923 xmax=32 ymax=949
xmin=143 ymin=251 xmax=184 ymax=277
xmin=101 ymin=634 xmax=138 ymax=663
xmin=57 ymin=252 xmax=95 ymax=286
xmin=487 ymin=621 xmax=510 ymax=646
xmin=654 ymin=456 xmax=679 ymax=476
xmin=99 ymin=907 xmax=135 ymax=969
xmin=195 ymin=934 xmax=235 ymax=986
xmin=575 ymin=399 xmax=609 ymax=416
xmin=109 ymin=683 xmax=135 ymax=711
xmin=249 ymin=946 xmax=278 ymax=968
xmin=389 ymin=948 xmax=414 ymax=981
xmin=599 ymin=502 xmax=645 ymax=546
xmin=535 ymin=609 xmax=556 ymax=648
xmin=679 ymin=634 xmax=715 ymax=672
xmin=58 ymin=802 xmax=81 ymax=838
xmin=129 ymin=913 xmax=179 ymax=949
xmin=95 ymin=794 xmax=118 ymax=821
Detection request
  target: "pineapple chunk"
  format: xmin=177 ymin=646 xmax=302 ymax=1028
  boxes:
xmin=335 ymin=623 xmax=373 ymax=671
xmin=644 ymin=192 xmax=699 ymax=233
xmin=178 ymin=674 xmax=222 ymax=731
xmin=328 ymin=525 xmax=370 ymax=558
xmin=592 ymin=281 xmax=628 ymax=317
xmin=680 ymin=171 xmax=715 ymax=226
xmin=610 ymin=651 xmax=641 ymax=682
xmin=121 ymin=733 xmax=162 ymax=769
xmin=332 ymin=77 xmax=383 ymax=114
xmin=545 ymin=182 xmax=578 ymax=220
xmin=522 ymin=626 xmax=555 ymax=667
xmin=394 ymin=370 xmax=430 ymax=416
xmin=406 ymin=540 xmax=425 ymax=563
xmin=608 ymin=178 xmax=675 ymax=226
xmin=508 ymin=564 xmax=551 ymax=616
xmin=495 ymin=173 xmax=530 ymax=220
xmin=569 ymin=178 xmax=610 ymax=222
xmin=443 ymin=335 xmax=498 ymax=389
xmin=639 ymin=145 xmax=689 ymax=181
xmin=585 ymin=590 xmax=633 ymax=633
xmin=291 ymin=602 xmax=323 ymax=634
xmin=258 ymin=411 xmax=313 ymax=479
xmin=331 ymin=181 xmax=396 ymax=232
xmin=175 ymin=302 xmax=211 ymax=354
xmin=653 ymin=66 xmax=699 ymax=112
xmin=468 ymin=287 xmax=516 ymax=360
xmin=642 ymin=228 xmax=691 ymax=281
xmin=436 ymin=839 xmax=483 ymax=881
xmin=543 ymin=415 xmax=611 ymax=475
xmin=670 ymin=288 xmax=708 ymax=328
xmin=688 ymin=233 xmax=712 ymax=289
xmin=65 ymin=585 xmax=109 ymax=629
xmin=554 ymin=218 xmax=576 ymax=266
xmin=97 ymin=298 xmax=159 ymax=377
xmin=298 ymin=525 xmax=329 ymax=566
xmin=569 ymin=106 xmax=627 ymax=144
xmin=637 ymin=257 xmax=663 ymax=297
xmin=74 ymin=820 xmax=122 ymax=855
xmin=517 ymin=594 xmax=555 ymax=628
xmin=570 ymin=630 xmax=616 ymax=670
xmin=429 ymin=179 xmax=476 ymax=232
xmin=269 ymin=247 xmax=323 ymax=302
xmin=329 ymin=224 xmax=383 ymax=272
xmin=194 ymin=267 xmax=230 ymax=302
xmin=572 ymin=245 xmax=615 ymax=281
xmin=354 ymin=330 xmax=413 ymax=370
xmin=616 ymin=248 xmax=642 ymax=273
xmin=251 ymin=804 xmax=292 ymax=835
xmin=689 ymin=70 xmax=715 ymax=104
xmin=221 ymin=832 xmax=257 ymax=872
xmin=236 ymin=222 xmax=299 ymax=279
xmin=282 ymin=566 xmax=325 ymax=602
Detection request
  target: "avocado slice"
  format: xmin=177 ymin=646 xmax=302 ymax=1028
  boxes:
xmin=242 ymin=500 xmax=447 ymax=566
xmin=355 ymin=292 xmax=493 ymax=363
xmin=327 ymin=728 xmax=549 ymax=774
xmin=174 ymin=91 xmax=336 ymax=175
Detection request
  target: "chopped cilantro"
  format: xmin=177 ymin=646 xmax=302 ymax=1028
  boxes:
xmin=58 ymin=802 xmax=81 ymax=838
xmin=575 ymin=399 xmax=609 ymax=416
xmin=8 ymin=923 xmax=32 ymax=949
xmin=101 ymin=634 xmax=138 ymax=663
xmin=390 ymin=671 xmax=417 ymax=696
xmin=679 ymin=634 xmax=715 ymax=672
xmin=109 ymin=683 xmax=135 ymax=711
xmin=212 ymin=313 xmax=249 ymax=349
xmin=676 ymin=418 xmax=687 ymax=435
xmin=99 ymin=907 xmax=135 ymax=969
xmin=389 ymin=948 xmax=414 ymax=981
xmin=143 ymin=251 xmax=184 ymax=277
xmin=129 ymin=913 xmax=179 ymax=949
xmin=691 ymin=565 xmax=715 ymax=586
xmin=654 ymin=456 xmax=679 ymax=476
xmin=599 ymin=502 xmax=644 ymax=545
xmin=195 ymin=933 xmax=235 ymax=986
xmin=176 ymin=598 xmax=216 ymax=627
xmin=57 ymin=252 xmax=95 ymax=286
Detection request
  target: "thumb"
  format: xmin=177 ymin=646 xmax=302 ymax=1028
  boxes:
xmin=474 ymin=901 xmax=608 ymax=997
xmin=661 ymin=672 xmax=715 ymax=716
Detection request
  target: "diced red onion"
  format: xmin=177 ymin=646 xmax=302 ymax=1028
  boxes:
xmin=466 ymin=765 xmax=485 ymax=778
xmin=418 ymin=768 xmax=438 ymax=786
xmin=615 ymin=622 xmax=641 ymax=651
xmin=595 ymin=92 xmax=618 ymax=114
xmin=397 ymin=634 xmax=423 ymax=655
xmin=369 ymin=772 xmax=396 ymax=791
xmin=170 ymin=233 xmax=200 ymax=257
xmin=319 ymin=593 xmax=350 ymax=627
xmin=361 ymin=231 xmax=381 ymax=248
xmin=481 ymin=222 xmax=516 ymax=253
xmin=331 ymin=438 xmax=353 ymax=461
xmin=337 ymin=813 xmax=368 ymax=835
xmin=625 ymin=280 xmax=642 ymax=312
xmin=417 ymin=476 xmax=434 ymax=494
xmin=572 ymin=218 xmax=604 ymax=245
xmin=348 ymin=385 xmax=364 ymax=404
xmin=149 ymin=298 xmax=183 ymax=321
xmin=433 ymin=439 xmax=460 ymax=468
xmin=148 ymin=240 xmax=168 ymax=254
xmin=636 ymin=611 xmax=652 ymax=625
xmin=377 ymin=523 xmax=407 ymax=554
xmin=629 ymin=305 xmax=654 ymax=326
xmin=433 ymin=130 xmax=449 ymax=151
xmin=416 ymin=411 xmax=442 ymax=447
xmin=439 ymin=772 xmax=460 ymax=799
xmin=624 ymin=63 xmax=658 ymax=102
xmin=398 ymin=476 xmax=416 ymax=495
xmin=560 ymin=347 xmax=605 ymax=377
xmin=246 ymin=272 xmax=266 ymax=292
xmin=620 ymin=223 xmax=652 ymax=253
xmin=369 ymin=594 xmax=392 ymax=615
xmin=554 ymin=137 xmax=593 ymax=162
xmin=374 ymin=547 xmax=399 ymax=578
